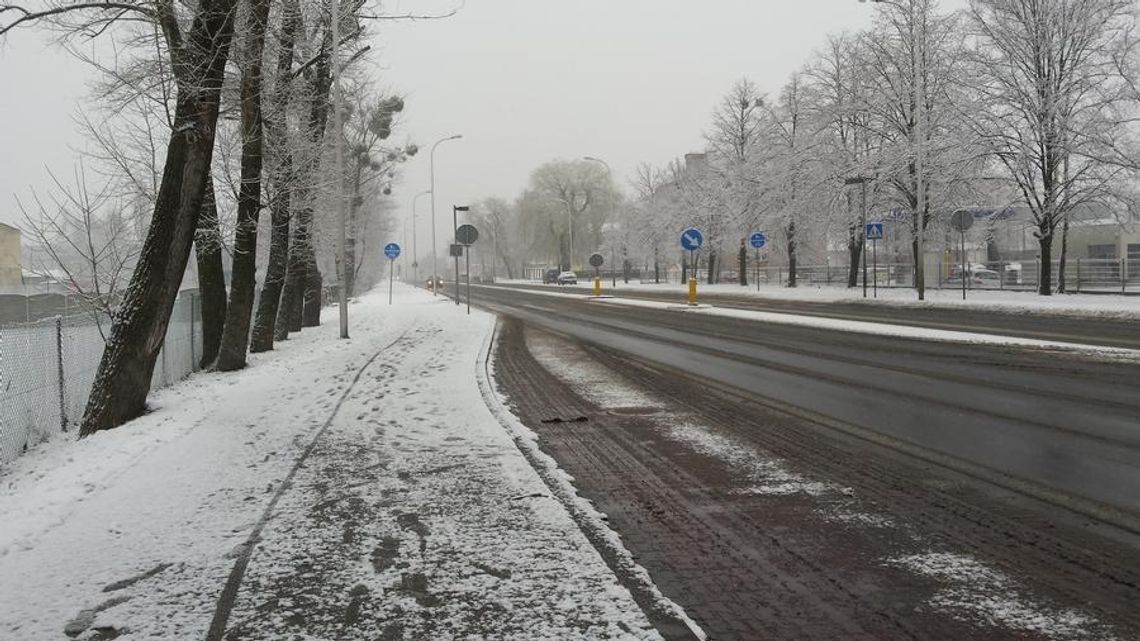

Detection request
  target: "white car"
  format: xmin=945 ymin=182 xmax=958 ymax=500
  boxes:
xmin=557 ymin=271 xmax=578 ymax=285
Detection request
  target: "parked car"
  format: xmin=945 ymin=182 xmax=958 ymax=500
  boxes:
xmin=543 ymin=269 xmax=561 ymax=284
xmin=557 ymin=271 xmax=578 ymax=285
xmin=947 ymin=267 xmax=1000 ymax=287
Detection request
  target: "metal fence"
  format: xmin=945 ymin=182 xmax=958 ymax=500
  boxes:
xmin=616 ymin=258 xmax=1140 ymax=293
xmin=0 ymin=291 xmax=202 ymax=465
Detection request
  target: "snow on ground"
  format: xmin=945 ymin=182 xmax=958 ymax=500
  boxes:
xmin=890 ymin=552 xmax=1120 ymax=641
xmin=497 ymin=279 xmax=1140 ymax=319
xmin=522 ymin=326 xmax=1125 ymax=641
xmin=488 ymin=284 xmax=1140 ymax=359
xmin=0 ymin=286 xmax=660 ymax=640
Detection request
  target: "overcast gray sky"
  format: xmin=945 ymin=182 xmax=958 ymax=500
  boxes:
xmin=1 ymin=1 xmax=951 ymax=245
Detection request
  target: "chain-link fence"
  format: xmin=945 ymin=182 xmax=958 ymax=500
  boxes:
xmin=0 ymin=291 xmax=202 ymax=465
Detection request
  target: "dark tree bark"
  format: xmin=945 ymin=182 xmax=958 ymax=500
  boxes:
xmin=194 ymin=179 xmax=227 ymax=368
xmin=738 ymin=241 xmax=748 ymax=287
xmin=215 ymin=0 xmax=274 ymax=371
xmin=249 ymin=0 xmax=299 ymax=353
xmin=1037 ymin=225 xmax=1054 ymax=296
xmin=786 ymin=221 xmax=798 ymax=288
xmin=847 ymin=223 xmax=863 ymax=288
xmin=1057 ymin=217 xmax=1071 ymax=294
xmin=277 ymin=31 xmax=332 ymax=335
xmin=277 ymin=207 xmax=310 ymax=337
xmin=79 ymin=0 xmax=239 ymax=435
xmin=706 ymin=250 xmax=716 ymax=285
xmin=302 ymin=261 xmax=322 ymax=326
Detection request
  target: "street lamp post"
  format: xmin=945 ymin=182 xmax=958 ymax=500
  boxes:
xmin=453 ymin=204 xmax=469 ymax=305
xmin=411 ymin=189 xmax=430 ymax=283
xmin=584 ymin=156 xmax=616 ymax=287
xmin=861 ymin=0 xmax=926 ymax=300
xmin=430 ymin=135 xmax=462 ymax=295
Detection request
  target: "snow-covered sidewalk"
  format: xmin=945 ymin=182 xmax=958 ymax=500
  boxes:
xmin=0 ymin=286 xmax=660 ymax=640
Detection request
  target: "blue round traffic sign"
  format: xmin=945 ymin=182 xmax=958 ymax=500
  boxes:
xmin=384 ymin=242 xmax=401 ymax=260
xmin=680 ymin=228 xmax=704 ymax=251
xmin=750 ymin=232 xmax=767 ymax=249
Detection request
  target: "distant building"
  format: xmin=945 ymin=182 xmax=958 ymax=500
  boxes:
xmin=0 ymin=222 xmax=23 ymax=290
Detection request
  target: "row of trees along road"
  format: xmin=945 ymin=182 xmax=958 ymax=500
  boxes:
xmin=2 ymin=0 xmax=448 ymax=434
xmin=473 ymin=0 xmax=1140 ymax=297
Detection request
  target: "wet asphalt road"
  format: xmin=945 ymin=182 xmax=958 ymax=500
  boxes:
xmin=493 ymin=281 xmax=1140 ymax=350
xmin=469 ymin=283 xmax=1140 ymax=526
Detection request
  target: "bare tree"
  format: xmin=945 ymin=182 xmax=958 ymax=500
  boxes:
xmin=18 ymin=166 xmax=141 ymax=337
xmin=965 ymin=0 xmax=1134 ymax=294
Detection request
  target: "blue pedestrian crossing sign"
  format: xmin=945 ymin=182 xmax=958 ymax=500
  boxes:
xmin=750 ymin=232 xmax=767 ymax=249
xmin=865 ymin=223 xmax=884 ymax=240
xmin=384 ymin=243 xmax=401 ymax=260
xmin=680 ymin=228 xmax=704 ymax=251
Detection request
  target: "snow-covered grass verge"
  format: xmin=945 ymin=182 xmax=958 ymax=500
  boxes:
xmin=495 ymin=279 xmax=1140 ymax=320
xmin=482 ymin=284 xmax=1140 ymax=359
xmin=0 ymin=286 xmax=662 ymax=640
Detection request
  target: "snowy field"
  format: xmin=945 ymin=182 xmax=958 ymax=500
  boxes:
xmin=0 ymin=286 xmax=660 ymax=640
xmin=498 ymin=279 xmax=1140 ymax=319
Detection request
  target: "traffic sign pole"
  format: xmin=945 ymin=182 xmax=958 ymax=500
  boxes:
xmin=681 ymin=228 xmax=704 ymax=306
xmin=873 ymin=238 xmax=878 ymax=298
xmin=749 ymin=232 xmax=767 ymax=294
xmin=384 ymin=242 xmax=401 ymax=305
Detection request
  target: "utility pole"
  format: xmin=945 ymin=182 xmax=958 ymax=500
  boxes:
xmin=330 ymin=0 xmax=348 ymax=338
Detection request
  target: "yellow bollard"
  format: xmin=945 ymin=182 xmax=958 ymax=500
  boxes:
xmin=688 ymin=277 xmax=698 ymax=306
xmin=594 ymin=277 xmax=602 ymax=297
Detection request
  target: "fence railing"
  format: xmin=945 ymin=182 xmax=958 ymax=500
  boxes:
xmin=524 ymin=258 xmax=1140 ymax=293
xmin=0 ymin=290 xmax=202 ymax=465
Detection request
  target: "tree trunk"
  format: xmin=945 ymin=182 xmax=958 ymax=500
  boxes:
xmin=1038 ymin=226 xmax=1054 ymax=296
xmin=276 ymin=31 xmax=332 ymax=337
xmin=1057 ymin=217 xmax=1070 ymax=294
xmin=277 ymin=208 xmax=309 ymax=337
xmin=786 ymin=221 xmax=798 ymax=288
xmin=847 ymin=223 xmax=862 ymax=288
xmin=345 ymin=168 xmax=364 ymax=298
xmin=249 ymin=7 xmax=298 ymax=352
xmin=302 ymin=258 xmax=322 ymax=326
xmin=79 ymin=0 xmax=238 ymax=435
xmin=194 ymin=179 xmax=227 ymax=368
xmin=216 ymin=0 xmax=273 ymax=372
xmin=706 ymin=250 xmax=716 ymax=285
xmin=738 ymin=241 xmax=748 ymax=287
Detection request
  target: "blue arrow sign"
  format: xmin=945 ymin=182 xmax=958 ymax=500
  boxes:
xmin=865 ymin=223 xmax=884 ymax=240
xmin=384 ymin=242 xmax=401 ymax=260
xmin=680 ymin=228 xmax=704 ymax=252
xmin=750 ymin=232 xmax=767 ymax=249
